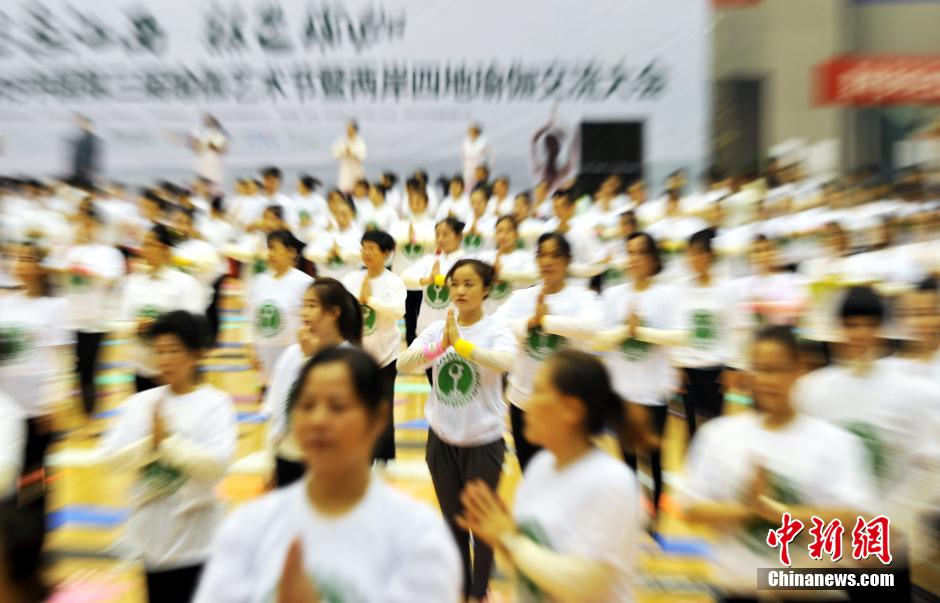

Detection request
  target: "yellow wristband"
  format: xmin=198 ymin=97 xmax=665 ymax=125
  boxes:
xmin=433 ymin=273 xmax=447 ymax=287
xmin=454 ymin=338 xmax=476 ymax=360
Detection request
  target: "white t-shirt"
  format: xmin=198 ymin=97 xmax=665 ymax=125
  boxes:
xmin=435 ymin=195 xmax=472 ymax=223
xmin=360 ymin=203 xmax=398 ymax=234
xmin=47 ymin=243 xmax=125 ymax=332
xmin=342 ymin=269 xmax=407 ymax=368
xmin=304 ymin=225 xmax=364 ymax=282
xmin=793 ymin=361 xmax=940 ymax=521
xmin=402 ymin=250 xmax=467 ymax=336
xmin=192 ymin=127 xmax=227 ymax=183
xmin=462 ymin=215 xmax=497 ymax=255
xmin=193 ymin=478 xmax=462 ymax=603
xmin=681 ymin=412 xmax=877 ymax=596
xmin=413 ymin=318 xmax=516 ymax=446
xmin=197 ymin=215 xmax=237 ymax=249
xmin=98 ymin=384 xmax=237 ymax=569
xmin=494 ymin=283 xmax=604 ymax=408
xmin=173 ymin=238 xmax=226 ymax=290
xmin=0 ymin=293 xmax=72 ymax=418
xmin=599 ymin=281 xmax=681 ymax=406
xmin=262 ymin=343 xmax=306 ymax=462
xmin=246 ymin=268 xmax=313 ymax=380
xmin=0 ymin=390 xmax=24 ymax=498
xmin=117 ymin=266 xmax=207 ymax=377
xmin=514 ymin=449 xmax=637 ymax=603
xmin=671 ymin=277 xmax=738 ymax=368
xmin=390 ymin=216 xmax=437 ymax=284
xmin=475 ymin=248 xmax=538 ymax=314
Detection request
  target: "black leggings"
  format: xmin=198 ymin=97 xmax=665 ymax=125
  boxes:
xmin=75 ymin=331 xmax=105 ymax=416
xmin=680 ymin=366 xmax=724 ymax=438
xmin=510 ymin=403 xmax=543 ymax=472
xmin=204 ymin=274 xmax=229 ymax=347
xmin=405 ymin=290 xmax=422 ymax=346
xmin=145 ymin=564 xmax=204 ymax=603
xmin=373 ymin=361 xmax=397 ymax=462
xmin=622 ymin=403 xmax=668 ymax=517
xmin=426 ymin=430 xmax=504 ymax=599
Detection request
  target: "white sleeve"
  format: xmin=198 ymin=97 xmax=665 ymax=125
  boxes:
xmin=541 ymin=290 xmax=604 ymax=342
xmin=158 ymin=395 xmax=237 ymax=482
xmin=677 ymin=422 xmax=724 ymax=508
xmin=263 ymin=351 xmax=300 ymax=448
xmin=397 ymin=322 xmax=444 ymax=373
xmin=493 ymin=291 xmax=532 ymax=341
xmin=180 ymin=274 xmax=207 ymax=313
xmin=98 ymin=394 xmax=158 ymax=470
xmin=401 ymin=256 xmax=431 ymax=289
xmin=816 ymin=429 xmax=879 ymax=515
xmin=502 ymin=534 xmax=617 ymax=602
xmin=381 ymin=514 xmax=463 ymax=603
xmin=366 ymin=277 xmax=407 ymax=320
xmin=351 ymin=138 xmax=367 ymax=161
xmin=0 ymin=404 xmax=24 ymax=496
xmin=192 ymin=507 xmax=257 ymax=603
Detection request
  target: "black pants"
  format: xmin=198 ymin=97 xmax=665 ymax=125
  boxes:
xmin=19 ymin=417 xmax=51 ymax=546
xmin=275 ymin=456 xmax=306 ymax=488
xmin=680 ymin=366 xmax=724 ymax=438
xmin=75 ymin=331 xmax=105 ymax=416
xmin=405 ymin=290 xmax=422 ymax=346
xmin=426 ymin=430 xmax=504 ymax=599
xmin=622 ymin=403 xmax=668 ymax=518
xmin=204 ymin=274 xmax=228 ymax=347
xmin=135 ymin=374 xmax=160 ymax=393
xmin=510 ymin=403 xmax=543 ymax=472
xmin=374 ymin=361 xmax=397 ymax=462
xmin=145 ymin=564 xmax=203 ymax=603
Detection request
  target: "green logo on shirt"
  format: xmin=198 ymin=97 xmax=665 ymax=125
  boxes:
xmin=362 ymin=304 xmax=377 ymax=335
xmin=138 ymin=460 xmax=187 ymax=503
xmin=256 ymin=301 xmax=284 ymax=338
xmin=464 ymin=233 xmax=483 ymax=251
xmin=602 ymin=267 xmax=624 ymax=284
xmin=425 ymin=283 xmax=451 ymax=310
xmin=327 ymin=253 xmax=344 ymax=268
xmin=691 ymin=310 xmax=718 ymax=348
xmin=253 ymin=258 xmax=268 ymax=275
xmin=620 ymin=336 xmax=650 ymax=361
xmin=742 ymin=469 xmax=801 ymax=553
xmin=516 ymin=520 xmax=553 ymax=603
xmin=0 ymin=325 xmax=31 ymax=363
xmin=137 ymin=305 xmax=162 ymax=321
xmin=846 ymin=422 xmax=887 ymax=487
xmin=490 ymin=280 xmax=510 ymax=300
xmin=403 ymin=243 xmax=425 ymax=260
xmin=435 ymin=352 xmax=480 ymax=407
xmin=525 ymin=327 xmax=566 ymax=361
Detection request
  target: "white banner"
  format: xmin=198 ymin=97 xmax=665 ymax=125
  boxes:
xmin=0 ymin=0 xmax=710 ymax=189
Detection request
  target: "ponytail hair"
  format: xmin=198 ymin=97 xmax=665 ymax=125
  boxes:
xmin=437 ymin=216 xmax=466 ymax=238
xmin=308 ymin=278 xmax=363 ymax=346
xmin=546 ymin=350 xmax=623 ymax=435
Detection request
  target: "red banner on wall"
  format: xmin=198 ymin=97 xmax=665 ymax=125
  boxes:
xmin=815 ymin=55 xmax=940 ymax=106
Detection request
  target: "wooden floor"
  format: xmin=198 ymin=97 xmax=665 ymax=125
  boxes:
xmin=40 ymin=282 xmax=742 ymax=602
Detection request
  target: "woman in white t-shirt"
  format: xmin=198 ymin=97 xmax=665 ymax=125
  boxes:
xmin=342 ymin=230 xmax=406 ymax=463
xmin=402 ymin=217 xmax=467 ymax=363
xmin=195 ymin=347 xmax=461 ymax=603
xmin=99 ymin=311 xmax=237 ymax=603
xmin=362 ymin=183 xmax=398 ymax=233
xmin=391 ymin=186 xmax=437 ymax=345
xmin=462 ymin=187 xmax=495 ymax=255
xmin=458 ymin=350 xmax=638 ymax=603
xmin=462 ymin=124 xmax=491 ymax=189
xmin=332 ymin=120 xmax=367 ymax=194
xmin=493 ymin=232 xmax=604 ymax=470
xmin=189 ymin=114 xmax=228 ymax=189
xmin=476 ymin=215 xmax=537 ymax=314
xmin=247 ymin=230 xmax=314 ymax=383
xmin=682 ymin=326 xmax=877 ymax=601
xmin=46 ymin=205 xmax=125 ymax=416
xmin=118 ymin=225 xmax=206 ymax=392
xmin=436 ymin=176 xmax=472 ymax=224
xmin=399 ymin=259 xmax=517 ymax=603
xmin=304 ymin=192 xmax=363 ymax=282
xmin=264 ymin=279 xmax=362 ymax=487
xmin=594 ymin=232 xmax=682 ymax=521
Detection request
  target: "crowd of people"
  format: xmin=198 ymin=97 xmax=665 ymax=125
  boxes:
xmin=0 ymin=121 xmax=938 ymax=602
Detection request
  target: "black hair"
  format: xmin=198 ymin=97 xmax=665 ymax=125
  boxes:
xmin=688 ymin=228 xmax=715 ymax=254
xmin=150 ymin=224 xmax=174 ymax=247
xmin=496 ymin=215 xmax=519 ymax=231
xmin=547 ymin=350 xmax=624 ymax=435
xmin=514 ymin=191 xmax=531 ymax=206
xmin=469 ymin=184 xmax=489 ymax=198
xmin=405 ymin=176 xmax=422 ymax=193
xmin=143 ymin=190 xmax=165 ymax=207
xmin=620 ymin=209 xmax=637 ymax=230
xmin=494 ymin=175 xmax=510 ymax=186
xmin=413 ymin=169 xmax=429 ymax=184
xmin=308 ymin=278 xmax=363 ymax=346
xmin=381 ymin=171 xmax=398 ymax=187
xmin=536 ymin=232 xmax=573 ymax=260
xmin=262 ymin=166 xmax=282 ymax=180
xmin=287 ymin=346 xmax=383 ymax=418
xmin=264 ymin=204 xmax=285 ymax=221
xmin=354 ymin=178 xmax=369 ymax=190
xmin=753 ymin=324 xmax=800 ymax=364
xmin=267 ymin=230 xmax=304 ymax=264
xmin=361 ymin=230 xmax=395 ymax=254
xmin=916 ymin=276 xmax=938 ymax=293
xmin=210 ymin=195 xmax=225 ymax=214
xmin=450 ymin=175 xmax=465 ymax=188
xmin=436 ymin=217 xmax=465 ymax=237
xmin=16 ymin=241 xmax=54 ymax=297
xmin=627 ymin=231 xmax=663 ymax=275
xmin=348 ymin=120 xmax=359 ymax=133
xmin=446 ymin=259 xmax=496 ymax=298
xmin=80 ymin=202 xmax=103 ymax=223
xmin=0 ymin=499 xmax=48 ymax=601
xmin=300 ymin=175 xmax=322 ymax=191
xmin=752 ymin=233 xmax=773 ymax=246
xmin=147 ymin=310 xmax=211 ymax=353
xmin=370 ymin=182 xmax=388 ymax=197
xmin=839 ymin=286 xmax=885 ymax=324
xmin=551 ymin=189 xmax=574 ymax=206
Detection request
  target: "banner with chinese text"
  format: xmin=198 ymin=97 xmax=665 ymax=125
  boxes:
xmin=0 ymin=0 xmax=710 ymax=187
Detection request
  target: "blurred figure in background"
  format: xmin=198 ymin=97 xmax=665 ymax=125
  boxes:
xmin=332 ymin=120 xmax=367 ymax=194
xmin=462 ymin=123 xmax=491 ymax=190
xmin=69 ymin=114 xmax=101 ymax=189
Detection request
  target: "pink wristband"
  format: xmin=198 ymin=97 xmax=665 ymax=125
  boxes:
xmin=422 ymin=341 xmax=446 ymax=362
